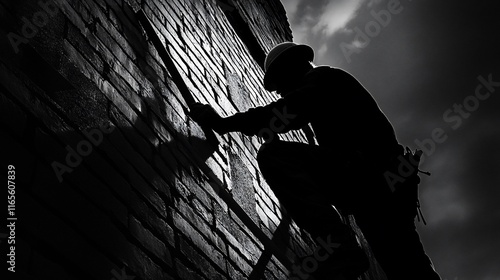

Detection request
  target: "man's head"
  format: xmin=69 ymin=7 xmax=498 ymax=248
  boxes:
xmin=263 ymin=42 xmax=314 ymax=95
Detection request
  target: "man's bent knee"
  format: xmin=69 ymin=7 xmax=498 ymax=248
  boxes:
xmin=257 ymin=141 xmax=283 ymax=163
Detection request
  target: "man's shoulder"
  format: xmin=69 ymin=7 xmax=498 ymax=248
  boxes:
xmin=303 ymin=66 xmax=356 ymax=87
xmin=306 ymin=66 xmax=351 ymax=79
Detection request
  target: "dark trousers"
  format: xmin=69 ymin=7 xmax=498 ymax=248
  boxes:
xmin=256 ymin=140 xmax=441 ymax=280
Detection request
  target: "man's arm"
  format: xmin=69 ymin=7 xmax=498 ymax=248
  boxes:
xmin=189 ymin=68 xmax=326 ymax=136
xmin=190 ymin=99 xmax=292 ymax=136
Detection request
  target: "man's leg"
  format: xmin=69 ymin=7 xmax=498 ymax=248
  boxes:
xmin=257 ymin=141 xmax=368 ymax=279
xmin=354 ymin=211 xmax=441 ymax=279
xmin=353 ymin=175 xmax=441 ymax=280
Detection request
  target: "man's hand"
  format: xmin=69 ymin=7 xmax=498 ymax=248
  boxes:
xmin=189 ymin=103 xmax=223 ymax=131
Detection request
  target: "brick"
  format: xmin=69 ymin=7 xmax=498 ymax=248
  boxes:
xmin=128 ymin=244 xmax=175 ymax=280
xmin=227 ymin=262 xmax=247 ymax=280
xmin=82 ymin=0 xmax=137 ymax=60
xmin=227 ymin=245 xmax=253 ymax=277
xmin=175 ymin=198 xmax=220 ymax=251
xmin=267 ymin=255 xmax=289 ymax=280
xmin=216 ymin=220 xmax=259 ymax=266
xmin=105 ymin=64 xmax=141 ymax=105
xmin=191 ymin=197 xmax=214 ymax=224
xmin=257 ymin=196 xmax=282 ymax=230
xmin=129 ymin=192 xmax=176 ymax=248
xmin=175 ymin=259 xmax=204 ymax=280
xmin=256 ymin=203 xmax=270 ymax=229
xmin=55 ymin=0 xmax=89 ymax=34
xmin=172 ymin=209 xmax=227 ymax=272
xmin=65 ymin=21 xmax=104 ymax=73
xmin=204 ymin=155 xmax=226 ymax=186
xmin=129 ymin=215 xmax=172 ymax=266
xmin=178 ymin=236 xmax=226 ymax=280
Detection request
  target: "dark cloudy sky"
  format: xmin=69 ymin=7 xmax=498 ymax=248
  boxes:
xmin=282 ymin=0 xmax=500 ymax=279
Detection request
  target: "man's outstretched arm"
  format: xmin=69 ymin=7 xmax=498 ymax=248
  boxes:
xmin=189 ymin=97 xmax=308 ymax=137
xmin=190 ymin=101 xmax=281 ymax=136
xmin=189 ymin=70 xmax=325 ymax=137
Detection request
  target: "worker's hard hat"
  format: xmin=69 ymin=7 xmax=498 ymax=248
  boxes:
xmin=263 ymin=42 xmax=314 ymax=91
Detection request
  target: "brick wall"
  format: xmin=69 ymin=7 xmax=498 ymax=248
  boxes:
xmin=0 ymin=0 xmax=385 ymax=279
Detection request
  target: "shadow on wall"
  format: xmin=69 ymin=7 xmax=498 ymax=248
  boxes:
xmin=3 ymin=87 xmax=220 ymax=280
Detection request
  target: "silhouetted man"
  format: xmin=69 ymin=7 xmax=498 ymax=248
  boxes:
xmin=190 ymin=42 xmax=441 ymax=280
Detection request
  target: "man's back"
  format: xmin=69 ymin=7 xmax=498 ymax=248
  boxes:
xmin=287 ymin=66 xmax=401 ymax=163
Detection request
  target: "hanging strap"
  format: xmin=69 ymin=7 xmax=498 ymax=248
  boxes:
xmin=416 ymin=199 xmax=427 ymax=225
xmin=408 ymin=148 xmax=430 ymax=225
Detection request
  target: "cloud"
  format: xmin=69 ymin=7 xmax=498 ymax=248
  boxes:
xmin=283 ymin=0 xmax=375 ymax=43
xmin=317 ymin=43 xmax=328 ymax=58
xmin=282 ymin=0 xmax=380 ymax=63
xmin=312 ymin=0 xmax=365 ymax=36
